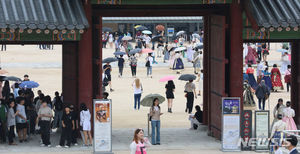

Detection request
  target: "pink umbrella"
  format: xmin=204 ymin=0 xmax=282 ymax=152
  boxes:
xmin=141 ymin=48 xmax=154 ymax=54
xmin=159 ymin=76 xmax=176 ymax=82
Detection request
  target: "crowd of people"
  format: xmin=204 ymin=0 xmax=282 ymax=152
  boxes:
xmin=0 ymin=75 xmax=93 ymax=148
xmin=243 ymin=43 xmax=292 ymax=110
xmin=101 ymin=28 xmax=208 ymax=153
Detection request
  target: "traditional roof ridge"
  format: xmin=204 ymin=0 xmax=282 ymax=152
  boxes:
xmin=0 ymin=0 xmax=89 ymax=30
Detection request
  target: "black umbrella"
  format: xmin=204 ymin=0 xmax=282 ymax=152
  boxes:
xmin=113 ymin=51 xmax=126 ymax=56
xmin=136 ymin=26 xmax=148 ymax=31
xmin=0 ymin=76 xmax=6 ymax=81
xmin=151 ymin=36 xmax=163 ymax=42
xmin=102 ymin=27 xmax=112 ymax=32
xmin=4 ymin=76 xmax=22 ymax=82
xmin=129 ymin=48 xmax=142 ymax=55
xmin=178 ymin=74 xmax=197 ymax=81
xmin=195 ymin=44 xmax=203 ymax=50
xmin=102 ymin=57 xmax=118 ymax=63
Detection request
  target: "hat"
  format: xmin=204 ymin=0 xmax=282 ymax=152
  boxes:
xmin=287 ymin=135 xmax=298 ymax=146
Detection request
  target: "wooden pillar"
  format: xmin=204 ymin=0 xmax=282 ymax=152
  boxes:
xmin=62 ymin=42 xmax=78 ymax=107
xmin=92 ymin=16 xmax=103 ymax=99
xmin=229 ymin=3 xmax=243 ymax=106
xmin=78 ymin=2 xmax=93 ymax=111
xmin=291 ymin=41 xmax=300 ymax=125
xmin=203 ymin=16 xmax=210 ymax=126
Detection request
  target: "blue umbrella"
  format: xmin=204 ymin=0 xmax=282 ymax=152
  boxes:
xmin=19 ymin=81 xmax=39 ymax=89
xmin=277 ymin=49 xmax=288 ymax=53
xmin=113 ymin=51 xmax=126 ymax=56
xmin=129 ymin=48 xmax=142 ymax=55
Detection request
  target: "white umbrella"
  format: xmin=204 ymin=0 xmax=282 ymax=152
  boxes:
xmin=192 ymin=33 xmax=200 ymax=39
xmin=174 ymin=47 xmax=186 ymax=52
xmin=142 ymin=30 xmax=152 ymax=35
xmin=122 ymin=36 xmax=132 ymax=41
xmin=176 ymin=31 xmax=185 ymax=36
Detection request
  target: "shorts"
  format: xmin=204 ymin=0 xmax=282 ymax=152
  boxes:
xmin=16 ymin=123 xmax=27 ymax=130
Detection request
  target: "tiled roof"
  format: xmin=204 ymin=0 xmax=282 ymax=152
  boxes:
xmin=102 ymin=17 xmax=203 ymax=23
xmin=249 ymin=0 xmax=300 ymax=29
xmin=0 ymin=0 xmax=89 ymax=30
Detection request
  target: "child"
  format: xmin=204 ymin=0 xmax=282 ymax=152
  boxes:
xmin=16 ymin=98 xmax=27 ymax=143
xmin=57 ymin=106 xmax=74 ymax=148
xmin=80 ymin=103 xmax=92 ymax=146
xmin=7 ymin=100 xmax=19 ymax=145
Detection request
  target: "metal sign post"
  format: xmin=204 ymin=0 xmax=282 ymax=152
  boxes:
xmin=93 ymin=99 xmax=113 ymax=154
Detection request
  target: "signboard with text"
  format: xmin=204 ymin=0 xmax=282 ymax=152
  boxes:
xmin=222 ymin=97 xmax=241 ymax=152
xmin=241 ymin=110 xmax=252 ymax=151
xmin=255 ymin=111 xmax=269 ymax=151
xmin=93 ymin=99 xmax=113 ymax=153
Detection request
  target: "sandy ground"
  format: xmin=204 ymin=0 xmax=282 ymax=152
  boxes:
xmin=0 ymin=43 xmax=290 ymax=153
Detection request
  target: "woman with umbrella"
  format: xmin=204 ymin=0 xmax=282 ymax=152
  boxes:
xmin=165 ymin=80 xmax=175 ymax=113
xmin=149 ymin=98 xmax=163 ymax=145
xmin=185 ymin=80 xmax=197 ymax=114
xmin=172 ymin=50 xmax=184 ymax=74
xmin=179 ymin=74 xmax=197 ymax=114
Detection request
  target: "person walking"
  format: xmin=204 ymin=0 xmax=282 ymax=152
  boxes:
xmin=132 ymin=78 xmax=143 ymax=110
xmin=262 ymin=43 xmax=269 ymax=62
xmin=57 ymin=106 xmax=74 ymax=148
xmin=117 ymin=55 xmax=125 ymax=77
xmin=36 ymin=100 xmax=53 ymax=147
xmin=165 ymin=80 xmax=175 ymax=113
xmin=280 ymin=51 xmax=290 ymax=75
xmin=145 ymin=53 xmax=153 ymax=78
xmin=149 ymin=98 xmax=163 ymax=145
xmin=243 ymin=80 xmax=256 ymax=107
xmin=270 ymin=114 xmax=287 ymax=153
xmin=129 ymin=54 xmax=138 ymax=77
xmin=271 ymin=64 xmax=284 ymax=91
xmin=108 ymin=33 xmax=114 ymax=48
xmin=246 ymin=64 xmax=257 ymax=89
xmin=255 ymin=80 xmax=270 ymax=110
xmin=184 ymin=80 xmax=197 ymax=114
xmin=130 ymin=129 xmax=151 ymax=154
xmin=103 ymin=62 xmax=114 ymax=92
xmin=52 ymin=91 xmax=63 ymax=129
xmin=80 ymin=103 xmax=92 ymax=146
xmin=196 ymin=70 xmax=203 ymax=96
xmin=157 ymin=37 xmax=164 ymax=58
xmin=271 ymin=98 xmax=286 ymax=128
xmin=7 ymin=100 xmax=19 ymax=145
xmin=256 ymin=43 xmax=262 ymax=62
xmin=163 ymin=42 xmax=169 ymax=63
xmin=282 ymin=101 xmax=297 ymax=132
xmin=192 ymin=50 xmax=203 ymax=74
xmin=284 ymin=65 xmax=291 ymax=92
xmin=16 ymin=98 xmax=27 ymax=143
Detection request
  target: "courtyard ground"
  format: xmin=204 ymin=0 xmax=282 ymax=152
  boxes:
xmin=0 ymin=43 xmax=289 ymax=153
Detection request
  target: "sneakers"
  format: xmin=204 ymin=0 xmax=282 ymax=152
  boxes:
xmin=56 ymin=145 xmax=62 ymax=148
xmin=40 ymin=144 xmax=45 ymax=147
xmin=64 ymin=145 xmax=69 ymax=148
xmin=47 ymin=145 xmax=51 ymax=148
xmin=74 ymin=143 xmax=78 ymax=146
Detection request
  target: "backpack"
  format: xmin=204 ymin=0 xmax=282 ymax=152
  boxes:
xmin=145 ymin=60 xmax=150 ymax=67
